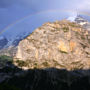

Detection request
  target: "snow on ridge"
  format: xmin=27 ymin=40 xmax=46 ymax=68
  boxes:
xmin=4 ymin=31 xmax=30 ymax=48
xmin=67 ymin=15 xmax=77 ymax=22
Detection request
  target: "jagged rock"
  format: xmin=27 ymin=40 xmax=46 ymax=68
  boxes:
xmin=0 ymin=36 xmax=8 ymax=50
xmin=14 ymin=20 xmax=90 ymax=70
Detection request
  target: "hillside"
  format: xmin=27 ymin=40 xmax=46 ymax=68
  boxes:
xmin=0 ymin=15 xmax=90 ymax=57
xmin=14 ymin=20 xmax=90 ymax=70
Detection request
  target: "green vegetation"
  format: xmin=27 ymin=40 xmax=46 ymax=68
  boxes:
xmin=33 ymin=62 xmax=38 ymax=68
xmin=1 ymin=68 xmax=90 ymax=90
xmin=75 ymin=31 xmax=79 ymax=35
xmin=0 ymin=55 xmax=13 ymax=67
xmin=42 ymin=61 xmax=50 ymax=67
xmin=62 ymin=27 xmax=69 ymax=32
xmin=81 ymin=35 xmax=85 ymax=40
xmin=0 ymin=83 xmax=21 ymax=90
xmin=69 ymin=23 xmax=78 ymax=27
xmin=0 ymin=55 xmax=13 ymax=62
xmin=16 ymin=60 xmax=28 ymax=67
xmin=56 ymin=27 xmax=60 ymax=31
xmin=60 ymin=50 xmax=68 ymax=54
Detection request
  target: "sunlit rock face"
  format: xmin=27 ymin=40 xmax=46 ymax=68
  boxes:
xmin=14 ymin=20 xmax=90 ymax=70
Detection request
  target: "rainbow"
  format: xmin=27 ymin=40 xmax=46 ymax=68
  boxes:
xmin=0 ymin=9 xmax=90 ymax=35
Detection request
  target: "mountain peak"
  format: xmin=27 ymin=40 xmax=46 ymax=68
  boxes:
xmin=67 ymin=15 xmax=77 ymax=22
xmin=75 ymin=15 xmax=88 ymax=25
xmin=14 ymin=20 xmax=90 ymax=70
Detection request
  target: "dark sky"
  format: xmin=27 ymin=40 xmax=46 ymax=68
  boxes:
xmin=0 ymin=0 xmax=90 ymax=33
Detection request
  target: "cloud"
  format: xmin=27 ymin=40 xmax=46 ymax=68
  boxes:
xmin=76 ymin=0 xmax=90 ymax=12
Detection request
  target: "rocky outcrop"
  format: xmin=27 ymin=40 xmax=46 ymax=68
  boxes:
xmin=14 ymin=20 xmax=90 ymax=70
xmin=0 ymin=36 xmax=8 ymax=50
xmin=0 ymin=46 xmax=17 ymax=57
xmin=75 ymin=15 xmax=90 ymax=31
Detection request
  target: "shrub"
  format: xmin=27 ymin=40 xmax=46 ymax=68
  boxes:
xmin=42 ymin=61 xmax=50 ymax=67
xmin=60 ymin=50 xmax=68 ymax=54
xmin=62 ymin=27 xmax=69 ymax=32
xmin=0 ymin=83 xmax=21 ymax=90
xmin=0 ymin=55 xmax=13 ymax=62
xmin=0 ymin=55 xmax=13 ymax=67
xmin=16 ymin=60 xmax=28 ymax=67
xmin=69 ymin=23 xmax=78 ymax=27
xmin=81 ymin=35 xmax=85 ymax=40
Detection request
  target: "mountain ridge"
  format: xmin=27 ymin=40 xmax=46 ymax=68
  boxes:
xmin=0 ymin=15 xmax=90 ymax=59
xmin=13 ymin=20 xmax=90 ymax=70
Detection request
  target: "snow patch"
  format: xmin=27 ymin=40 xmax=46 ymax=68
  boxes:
xmin=67 ymin=15 xmax=77 ymax=22
xmin=67 ymin=12 xmax=77 ymax=22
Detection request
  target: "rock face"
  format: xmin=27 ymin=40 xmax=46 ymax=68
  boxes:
xmin=0 ymin=32 xmax=30 ymax=57
xmin=75 ymin=15 xmax=90 ymax=31
xmin=0 ymin=36 xmax=8 ymax=49
xmin=14 ymin=20 xmax=90 ymax=70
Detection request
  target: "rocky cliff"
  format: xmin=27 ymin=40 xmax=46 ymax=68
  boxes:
xmin=14 ymin=20 xmax=90 ymax=70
